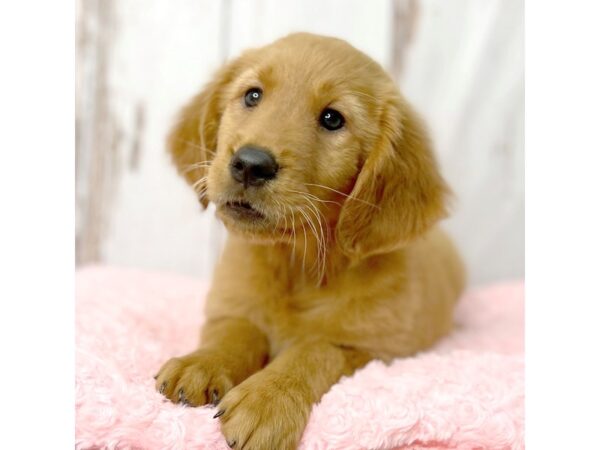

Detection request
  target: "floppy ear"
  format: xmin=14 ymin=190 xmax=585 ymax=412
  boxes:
xmin=336 ymin=97 xmax=449 ymax=259
xmin=167 ymin=58 xmax=244 ymax=207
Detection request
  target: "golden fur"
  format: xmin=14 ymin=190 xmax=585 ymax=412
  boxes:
xmin=155 ymin=33 xmax=465 ymax=449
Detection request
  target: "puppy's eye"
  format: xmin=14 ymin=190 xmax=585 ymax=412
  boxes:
xmin=319 ymin=108 xmax=345 ymax=131
xmin=244 ymin=88 xmax=262 ymax=107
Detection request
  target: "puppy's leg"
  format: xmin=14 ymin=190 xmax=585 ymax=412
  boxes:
xmin=216 ymin=341 xmax=371 ymax=450
xmin=155 ymin=318 xmax=268 ymax=406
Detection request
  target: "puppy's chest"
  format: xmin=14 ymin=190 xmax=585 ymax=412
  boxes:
xmin=242 ymin=280 xmax=342 ymax=349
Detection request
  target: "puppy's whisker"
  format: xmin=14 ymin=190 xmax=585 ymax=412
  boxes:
xmin=271 ymin=201 xmax=299 ymax=262
xmin=288 ymin=205 xmax=297 ymax=265
xmin=285 ymin=189 xmax=341 ymax=207
xmin=275 ymin=200 xmax=291 ymax=246
xmin=191 ymin=176 xmax=208 ymax=192
xmin=284 ymin=190 xmax=331 ymax=275
xmin=183 ymin=159 xmax=213 ymax=167
xmin=195 ymin=185 xmax=209 ymax=200
xmin=292 ymin=208 xmax=325 ymax=278
xmin=304 ymin=183 xmax=381 ymax=210
xmin=281 ymin=203 xmax=291 ymax=242
xmin=282 ymin=189 xmax=331 ymax=280
xmin=193 ymin=183 xmax=207 ymax=195
xmin=309 ymin=204 xmax=328 ymax=282
xmin=300 ymin=204 xmax=322 ymax=256
xmin=297 ymin=205 xmax=324 ymax=280
xmin=177 ymin=139 xmax=215 ymax=155
xmin=182 ymin=161 xmax=212 ymax=174
xmin=303 ymin=197 xmax=329 ymax=281
xmin=298 ymin=214 xmax=308 ymax=275
xmin=305 ymin=209 xmax=322 ymax=275
xmin=272 ymin=200 xmax=283 ymax=234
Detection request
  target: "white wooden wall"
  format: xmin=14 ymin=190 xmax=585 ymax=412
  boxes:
xmin=76 ymin=0 xmax=523 ymax=286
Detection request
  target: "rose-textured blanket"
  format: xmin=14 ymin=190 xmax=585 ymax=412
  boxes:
xmin=75 ymin=267 xmax=523 ymax=450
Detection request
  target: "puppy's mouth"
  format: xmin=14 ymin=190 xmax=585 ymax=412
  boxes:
xmin=223 ymin=200 xmax=265 ymax=221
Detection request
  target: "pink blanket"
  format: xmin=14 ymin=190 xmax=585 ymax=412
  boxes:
xmin=76 ymin=267 xmax=524 ymax=450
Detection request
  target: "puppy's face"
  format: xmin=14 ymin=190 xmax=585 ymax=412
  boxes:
xmin=208 ymin=35 xmax=383 ymax=241
xmin=170 ymin=33 xmax=448 ymax=258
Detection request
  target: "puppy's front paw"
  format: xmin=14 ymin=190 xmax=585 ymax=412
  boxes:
xmin=215 ymin=372 xmax=310 ymax=450
xmin=155 ymin=349 xmax=234 ymax=407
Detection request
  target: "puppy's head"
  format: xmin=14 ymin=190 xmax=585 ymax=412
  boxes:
xmin=169 ymin=33 xmax=448 ymax=259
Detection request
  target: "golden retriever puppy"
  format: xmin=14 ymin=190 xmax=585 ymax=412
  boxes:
xmin=155 ymin=32 xmax=465 ymax=450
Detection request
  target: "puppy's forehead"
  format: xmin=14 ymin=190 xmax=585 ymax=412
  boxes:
xmin=236 ymin=36 xmax=385 ymax=100
xmin=265 ymin=34 xmax=377 ymax=81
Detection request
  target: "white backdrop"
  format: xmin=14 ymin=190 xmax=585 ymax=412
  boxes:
xmin=76 ymin=0 xmax=523 ymax=286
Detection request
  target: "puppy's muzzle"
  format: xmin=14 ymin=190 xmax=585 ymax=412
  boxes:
xmin=230 ymin=146 xmax=278 ymax=188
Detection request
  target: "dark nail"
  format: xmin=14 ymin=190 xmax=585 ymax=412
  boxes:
xmin=213 ymin=409 xmax=225 ymax=419
xmin=153 ymin=373 xmax=158 ymax=380
xmin=159 ymin=382 xmax=167 ymax=394
xmin=178 ymin=388 xmax=186 ymax=403
xmin=211 ymin=389 xmax=219 ymax=405
xmin=227 ymin=439 xmax=236 ymax=448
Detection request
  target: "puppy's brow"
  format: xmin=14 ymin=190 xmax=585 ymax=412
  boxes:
xmin=256 ymin=65 xmax=276 ymax=86
xmin=233 ymin=69 xmax=260 ymax=88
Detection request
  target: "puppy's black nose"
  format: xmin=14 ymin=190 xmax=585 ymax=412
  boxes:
xmin=230 ymin=146 xmax=278 ymax=188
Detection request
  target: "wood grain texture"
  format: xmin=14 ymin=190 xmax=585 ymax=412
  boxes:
xmin=399 ymin=0 xmax=524 ymax=284
xmin=390 ymin=0 xmax=418 ymax=79
xmin=76 ymin=0 xmax=122 ymax=264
